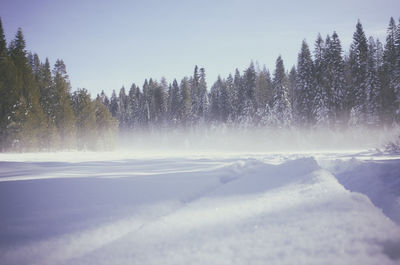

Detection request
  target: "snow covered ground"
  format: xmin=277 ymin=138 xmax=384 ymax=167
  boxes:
xmin=0 ymin=150 xmax=400 ymax=265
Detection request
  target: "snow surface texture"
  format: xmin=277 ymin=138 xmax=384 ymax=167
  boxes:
xmin=0 ymin=151 xmax=400 ymax=265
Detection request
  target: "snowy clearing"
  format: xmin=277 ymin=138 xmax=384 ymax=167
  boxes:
xmin=0 ymin=151 xmax=400 ymax=265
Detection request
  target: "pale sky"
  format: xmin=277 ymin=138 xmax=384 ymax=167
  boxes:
xmin=0 ymin=0 xmax=399 ymax=96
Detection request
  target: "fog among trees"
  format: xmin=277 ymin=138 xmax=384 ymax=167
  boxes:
xmin=1 ymin=17 xmax=400 ymax=151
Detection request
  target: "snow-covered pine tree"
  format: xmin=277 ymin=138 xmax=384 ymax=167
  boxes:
xmin=348 ymin=21 xmax=368 ymax=125
xmin=287 ymin=66 xmax=296 ymax=113
xmin=190 ymin=66 xmax=200 ymax=123
xmin=324 ymin=32 xmax=346 ymax=126
xmin=198 ymin=68 xmax=208 ymax=122
xmin=271 ymin=56 xmax=292 ymax=127
xmin=382 ymin=17 xmax=397 ymax=125
xmin=313 ymin=34 xmax=330 ymax=126
xmin=167 ymin=79 xmax=181 ymax=125
xmin=232 ymin=68 xmax=242 ymax=121
xmin=180 ymin=77 xmax=191 ymax=126
xmin=255 ymin=66 xmax=273 ymax=125
xmin=209 ymin=76 xmax=222 ymax=122
xmin=118 ymin=86 xmax=129 ymax=130
xmin=99 ymin=90 xmax=110 ymax=108
xmin=294 ymin=40 xmax=315 ymax=127
xmin=242 ymin=62 xmax=257 ymax=120
xmin=109 ymin=90 xmax=119 ymax=118
xmin=394 ymin=18 xmax=400 ymax=122
xmin=365 ymin=37 xmax=382 ymax=126
xmin=225 ymin=73 xmax=235 ymax=122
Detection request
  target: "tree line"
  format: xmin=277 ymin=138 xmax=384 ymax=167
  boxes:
xmin=0 ymin=18 xmax=118 ymax=151
xmin=99 ymin=18 xmax=400 ymax=132
xmin=1 ymin=17 xmax=400 ymax=151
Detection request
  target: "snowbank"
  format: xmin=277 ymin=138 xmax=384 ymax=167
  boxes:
xmin=0 ymin=153 xmax=399 ymax=265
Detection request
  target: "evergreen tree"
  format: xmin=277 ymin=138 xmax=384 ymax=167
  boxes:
xmin=381 ymin=17 xmax=397 ymax=124
xmin=52 ymin=59 xmax=76 ymax=148
xmin=365 ymin=37 xmax=382 ymax=126
xmin=242 ymin=62 xmax=257 ymax=118
xmin=72 ymin=88 xmax=96 ymax=150
xmin=294 ymin=40 xmax=315 ymax=126
xmin=99 ymin=90 xmax=110 ymax=108
xmin=152 ymin=79 xmax=166 ymax=125
xmin=127 ymin=84 xmax=139 ymax=129
xmin=255 ymin=66 xmax=272 ymax=112
xmin=109 ymin=90 xmax=119 ymax=118
xmin=36 ymin=56 xmax=59 ymax=148
xmin=209 ymin=77 xmax=221 ymax=122
xmin=94 ymin=98 xmax=118 ymax=150
xmin=191 ymin=65 xmax=200 ymax=121
xmin=225 ymin=73 xmax=235 ymax=122
xmin=348 ymin=21 xmax=368 ymax=124
xmin=0 ymin=17 xmax=19 ymax=150
xmin=198 ymin=68 xmax=208 ymax=121
xmin=232 ymin=68 xmax=242 ymax=120
xmin=180 ymin=77 xmax=192 ymax=126
xmin=168 ymin=79 xmax=181 ymax=125
xmin=394 ymin=18 xmax=400 ymax=122
xmin=324 ymin=32 xmax=346 ymax=125
xmin=313 ymin=34 xmax=329 ymax=126
xmin=287 ymin=66 xmax=297 ymax=111
xmin=271 ymin=56 xmax=292 ymax=127
xmin=8 ymin=28 xmax=46 ymax=150
xmin=118 ymin=86 xmax=129 ymax=129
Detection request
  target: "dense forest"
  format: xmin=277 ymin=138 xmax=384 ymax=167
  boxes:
xmin=0 ymin=18 xmax=118 ymax=151
xmin=100 ymin=18 xmax=400 ymax=132
xmin=1 ymin=17 xmax=400 ymax=151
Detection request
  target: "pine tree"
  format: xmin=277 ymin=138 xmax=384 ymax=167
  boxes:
xmin=118 ymin=86 xmax=129 ymax=129
xmin=232 ymin=68 xmax=242 ymax=120
xmin=394 ymin=18 xmax=400 ymax=122
xmin=255 ymin=66 xmax=272 ymax=113
xmin=127 ymin=84 xmax=139 ymax=129
xmin=180 ymin=77 xmax=192 ymax=126
xmin=94 ymin=98 xmax=118 ymax=150
xmin=271 ymin=56 xmax=292 ymax=127
xmin=34 ymin=56 xmax=60 ymax=149
xmin=109 ymin=90 xmax=119 ymax=118
xmin=209 ymin=77 xmax=221 ymax=122
xmin=168 ymin=79 xmax=181 ymax=125
xmin=191 ymin=65 xmax=200 ymax=121
xmin=152 ymin=79 xmax=166 ymax=125
xmin=0 ymin=17 xmax=19 ymax=150
xmin=8 ymin=28 xmax=47 ymax=150
xmin=287 ymin=66 xmax=297 ymax=111
xmin=225 ymin=73 xmax=235 ymax=122
xmin=72 ymin=88 xmax=96 ymax=150
xmin=52 ymin=59 xmax=76 ymax=148
xmin=198 ymin=68 xmax=208 ymax=121
xmin=294 ymin=40 xmax=315 ymax=126
xmin=313 ymin=34 xmax=329 ymax=126
xmin=380 ymin=18 xmax=398 ymax=124
xmin=348 ymin=21 xmax=369 ymax=125
xmin=365 ymin=37 xmax=382 ymax=126
xmin=324 ymin=32 xmax=346 ymax=125
xmin=242 ymin=62 xmax=257 ymax=119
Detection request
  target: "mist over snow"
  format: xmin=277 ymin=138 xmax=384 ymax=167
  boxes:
xmin=115 ymin=126 xmax=400 ymax=154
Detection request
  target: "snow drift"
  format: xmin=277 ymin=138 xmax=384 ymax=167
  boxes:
xmin=1 ymin=152 xmax=400 ymax=265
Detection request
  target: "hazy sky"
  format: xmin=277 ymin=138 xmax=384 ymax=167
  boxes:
xmin=0 ymin=0 xmax=399 ymax=96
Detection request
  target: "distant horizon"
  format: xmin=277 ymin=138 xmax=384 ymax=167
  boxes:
xmin=1 ymin=0 xmax=399 ymax=96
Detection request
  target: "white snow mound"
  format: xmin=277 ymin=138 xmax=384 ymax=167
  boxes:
xmin=0 ymin=154 xmax=399 ymax=265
